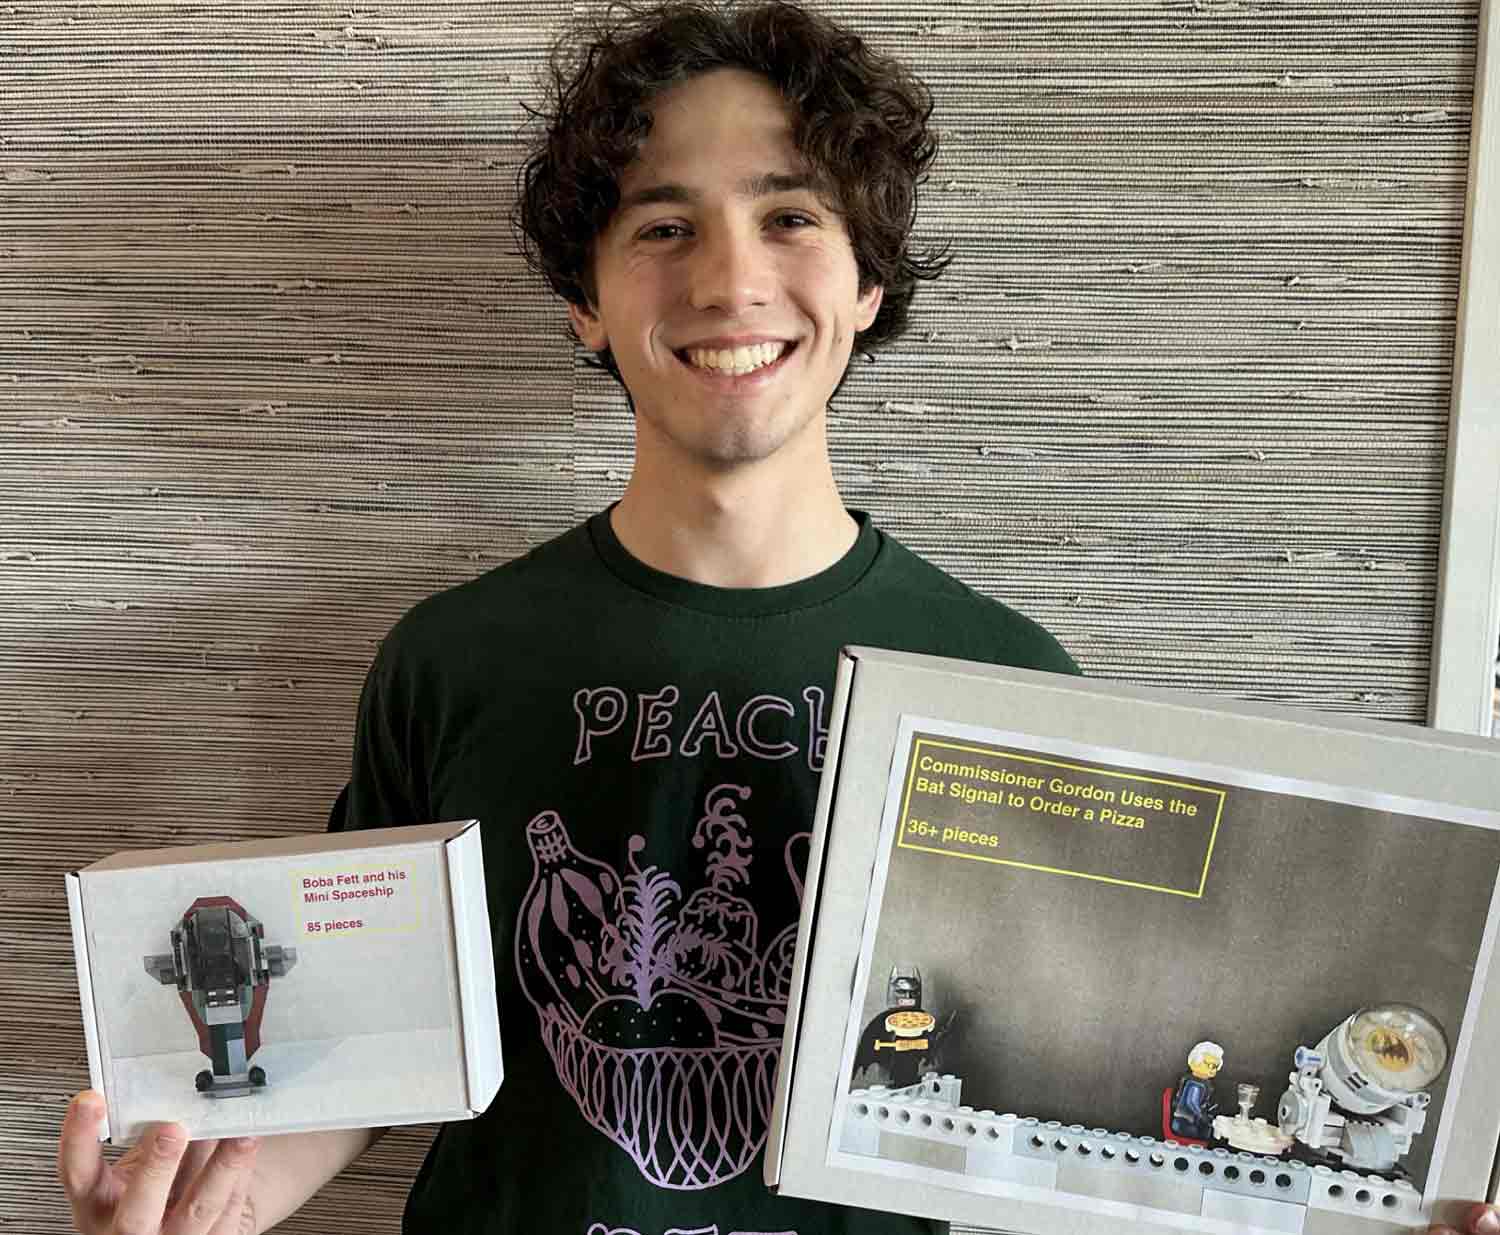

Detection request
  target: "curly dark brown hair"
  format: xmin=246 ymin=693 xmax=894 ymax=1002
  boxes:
xmin=512 ymin=0 xmax=951 ymax=383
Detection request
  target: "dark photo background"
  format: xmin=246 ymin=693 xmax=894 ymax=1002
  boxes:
xmin=854 ymin=755 xmax=1500 ymax=1190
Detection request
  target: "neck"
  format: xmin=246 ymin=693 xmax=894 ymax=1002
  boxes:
xmin=611 ymin=452 xmax=856 ymax=589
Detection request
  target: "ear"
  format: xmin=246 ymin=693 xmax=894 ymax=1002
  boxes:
xmin=855 ymin=283 xmax=884 ymax=333
xmin=568 ymin=300 xmax=609 ymax=352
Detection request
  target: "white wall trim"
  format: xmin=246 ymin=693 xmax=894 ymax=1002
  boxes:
xmin=1431 ymin=0 xmax=1500 ymax=735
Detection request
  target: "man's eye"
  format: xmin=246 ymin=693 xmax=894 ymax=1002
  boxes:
xmin=773 ymin=212 xmax=815 ymax=229
xmin=641 ymin=223 xmax=688 ymax=241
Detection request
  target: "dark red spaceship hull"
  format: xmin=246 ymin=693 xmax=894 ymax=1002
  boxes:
xmin=179 ymin=895 xmax=269 ymax=1062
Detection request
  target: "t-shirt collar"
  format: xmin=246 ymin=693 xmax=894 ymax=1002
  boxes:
xmin=588 ymin=503 xmax=879 ymax=618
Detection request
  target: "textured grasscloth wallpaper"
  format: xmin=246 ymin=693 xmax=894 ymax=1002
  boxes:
xmin=0 ymin=1 xmax=1478 ymax=1231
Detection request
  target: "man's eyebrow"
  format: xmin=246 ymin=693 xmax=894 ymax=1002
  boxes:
xmin=615 ymin=172 xmax=819 ymax=213
xmin=739 ymin=171 xmax=818 ymax=199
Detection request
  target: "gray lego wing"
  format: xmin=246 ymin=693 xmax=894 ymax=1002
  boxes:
xmin=143 ymin=953 xmax=179 ymax=984
xmin=265 ymin=945 xmax=297 ymax=977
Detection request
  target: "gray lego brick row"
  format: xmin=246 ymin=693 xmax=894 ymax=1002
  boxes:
xmin=1013 ymin=1122 xmax=1312 ymax=1204
xmin=847 ymin=1092 xmax=1020 ymax=1150
xmin=845 ymin=1087 xmax=1422 ymax=1230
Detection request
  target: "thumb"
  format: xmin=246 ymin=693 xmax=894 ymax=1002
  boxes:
xmin=1466 ymin=1204 xmax=1500 ymax=1235
xmin=57 ymin=1091 xmax=108 ymax=1203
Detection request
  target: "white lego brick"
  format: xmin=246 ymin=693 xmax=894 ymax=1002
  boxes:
xmin=879 ymin=1131 xmax=967 ymax=1173
xmin=1203 ymin=1186 xmax=1308 ymax=1233
xmin=916 ymin=1070 xmax=962 ymax=1106
xmin=955 ymin=1109 xmax=1018 ymax=1153
xmin=838 ymin=1106 xmax=882 ymax=1155
xmin=966 ymin=1141 xmax=1059 ymax=1188
xmin=1306 ymin=1167 xmax=1422 ymax=1224
xmin=1304 ymin=1207 xmax=1418 ymax=1235
xmin=1056 ymin=1156 xmax=1205 ymax=1216
xmin=848 ymin=1091 xmax=1002 ymax=1148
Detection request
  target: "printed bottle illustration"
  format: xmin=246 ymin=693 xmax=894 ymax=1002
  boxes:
xmin=517 ymin=787 xmax=807 ymax=1189
xmin=515 ymin=809 xmax=621 ymax=1025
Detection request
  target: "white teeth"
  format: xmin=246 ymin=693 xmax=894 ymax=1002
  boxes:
xmin=685 ymin=341 xmax=787 ymax=374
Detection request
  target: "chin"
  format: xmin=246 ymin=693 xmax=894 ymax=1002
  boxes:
xmin=638 ymin=396 xmax=829 ymax=472
xmin=687 ymin=437 xmax=784 ymax=469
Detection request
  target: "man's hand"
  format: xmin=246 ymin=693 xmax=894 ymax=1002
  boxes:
xmin=58 ymin=1090 xmax=259 ymax=1235
xmin=1430 ymin=1203 xmax=1500 ymax=1235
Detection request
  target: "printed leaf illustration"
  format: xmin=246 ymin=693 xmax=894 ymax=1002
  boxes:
xmin=692 ymin=783 xmax=753 ymax=890
xmin=598 ymin=835 xmax=682 ymax=1008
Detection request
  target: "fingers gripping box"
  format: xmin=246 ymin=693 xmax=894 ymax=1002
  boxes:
xmin=67 ymin=820 xmax=501 ymax=1144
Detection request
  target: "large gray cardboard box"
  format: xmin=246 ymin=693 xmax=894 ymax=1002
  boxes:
xmin=768 ymin=648 xmax=1500 ymax=1235
xmin=68 ymin=819 xmax=501 ymax=1144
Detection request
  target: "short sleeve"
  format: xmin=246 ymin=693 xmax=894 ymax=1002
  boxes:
xmin=334 ymin=638 xmax=428 ymax=832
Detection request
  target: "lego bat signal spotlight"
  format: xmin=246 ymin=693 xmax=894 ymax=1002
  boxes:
xmin=143 ymin=896 xmax=297 ymax=1097
xmin=1277 ymin=1003 xmax=1449 ymax=1173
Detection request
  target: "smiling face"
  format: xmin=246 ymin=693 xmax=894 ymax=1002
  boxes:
xmin=568 ymin=68 xmax=883 ymax=475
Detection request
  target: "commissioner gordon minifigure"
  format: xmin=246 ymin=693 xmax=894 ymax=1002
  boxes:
xmin=1170 ymin=1039 xmax=1224 ymax=1141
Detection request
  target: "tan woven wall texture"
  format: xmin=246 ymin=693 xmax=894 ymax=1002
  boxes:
xmin=0 ymin=1 xmax=1478 ymax=1231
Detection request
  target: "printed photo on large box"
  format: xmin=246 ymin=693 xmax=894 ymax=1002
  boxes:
xmin=826 ymin=714 xmax=1500 ymax=1230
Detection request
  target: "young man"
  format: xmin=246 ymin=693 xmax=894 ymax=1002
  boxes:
xmin=53 ymin=4 xmax=1500 ymax=1235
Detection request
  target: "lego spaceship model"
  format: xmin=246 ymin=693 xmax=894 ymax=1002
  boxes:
xmin=143 ymin=896 xmax=297 ymax=1097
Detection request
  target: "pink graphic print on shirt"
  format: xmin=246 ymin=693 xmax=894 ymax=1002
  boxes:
xmin=516 ymin=784 xmax=810 ymax=1190
xmin=587 ymin=1226 xmax=797 ymax=1235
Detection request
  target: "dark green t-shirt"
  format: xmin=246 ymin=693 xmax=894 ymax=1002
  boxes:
xmin=340 ymin=508 xmax=1078 ymax=1235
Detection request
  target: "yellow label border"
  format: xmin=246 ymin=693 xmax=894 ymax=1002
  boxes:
xmin=896 ymin=737 xmax=1225 ymax=898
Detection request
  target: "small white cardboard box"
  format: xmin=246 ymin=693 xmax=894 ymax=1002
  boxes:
xmin=768 ymin=648 xmax=1500 ymax=1235
xmin=68 ymin=819 xmax=501 ymax=1144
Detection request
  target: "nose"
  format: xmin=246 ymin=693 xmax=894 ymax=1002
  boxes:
xmin=687 ymin=219 xmax=773 ymax=315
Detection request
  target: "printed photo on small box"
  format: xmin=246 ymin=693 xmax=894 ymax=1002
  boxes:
xmin=141 ymin=893 xmax=302 ymax=1098
xmin=825 ymin=714 xmax=1500 ymax=1231
xmin=73 ymin=832 xmax=482 ymax=1142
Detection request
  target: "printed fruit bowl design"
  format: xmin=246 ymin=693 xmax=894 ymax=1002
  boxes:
xmin=516 ymin=790 xmax=802 ymax=1189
